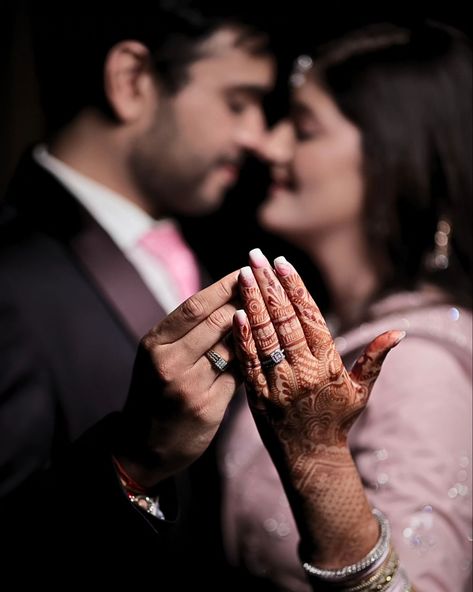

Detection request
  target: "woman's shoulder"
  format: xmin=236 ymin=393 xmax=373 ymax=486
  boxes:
xmin=336 ymin=291 xmax=472 ymax=363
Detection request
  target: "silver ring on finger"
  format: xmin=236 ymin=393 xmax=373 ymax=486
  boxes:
xmin=205 ymin=349 xmax=230 ymax=373
xmin=261 ymin=348 xmax=285 ymax=370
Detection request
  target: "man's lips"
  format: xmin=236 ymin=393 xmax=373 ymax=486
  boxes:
xmin=268 ymin=181 xmax=293 ymax=196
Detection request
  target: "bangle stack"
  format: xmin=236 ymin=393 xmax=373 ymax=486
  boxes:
xmin=300 ymin=508 xmax=414 ymax=591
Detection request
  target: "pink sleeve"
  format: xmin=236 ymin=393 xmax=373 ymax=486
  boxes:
xmin=349 ymin=335 xmax=472 ymax=591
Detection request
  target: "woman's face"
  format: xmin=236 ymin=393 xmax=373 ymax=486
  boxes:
xmin=259 ymin=78 xmax=365 ymax=246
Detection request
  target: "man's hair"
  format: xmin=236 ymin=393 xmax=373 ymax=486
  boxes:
xmin=29 ymin=0 xmax=270 ymax=134
xmin=307 ymin=21 xmax=472 ymax=305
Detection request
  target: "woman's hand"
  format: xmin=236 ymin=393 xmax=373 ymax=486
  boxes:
xmin=232 ymin=250 xmax=404 ymax=566
xmin=233 ymin=250 xmax=403 ymax=448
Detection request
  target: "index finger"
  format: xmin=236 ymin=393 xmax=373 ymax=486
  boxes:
xmin=153 ymin=270 xmax=240 ymax=344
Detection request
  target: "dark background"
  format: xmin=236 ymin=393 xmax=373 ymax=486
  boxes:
xmin=1 ymin=1 xmax=471 ymax=306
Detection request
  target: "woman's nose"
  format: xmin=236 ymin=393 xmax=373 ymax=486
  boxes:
xmin=258 ymin=120 xmax=295 ymax=165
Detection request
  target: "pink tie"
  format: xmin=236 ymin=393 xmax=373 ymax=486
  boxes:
xmin=139 ymin=221 xmax=200 ymax=303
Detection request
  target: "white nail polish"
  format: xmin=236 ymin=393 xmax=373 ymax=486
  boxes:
xmin=235 ymin=309 xmax=247 ymax=326
xmin=239 ymin=266 xmax=255 ymax=286
xmin=249 ymin=248 xmax=267 ymax=268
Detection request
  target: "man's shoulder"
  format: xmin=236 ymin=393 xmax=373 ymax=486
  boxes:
xmin=1 ymin=149 xmax=87 ymax=274
xmin=3 ymin=148 xmax=50 ymax=201
xmin=0 ymin=204 xmax=70 ymax=270
xmin=3 ymin=147 xmax=86 ymax=237
xmin=0 ymin=204 xmax=94 ymax=327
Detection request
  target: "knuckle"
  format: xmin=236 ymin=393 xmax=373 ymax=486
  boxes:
xmin=179 ymin=390 xmax=210 ymax=420
xmin=154 ymin=352 xmax=176 ymax=383
xmin=180 ymin=295 xmax=206 ymax=322
xmin=206 ymin=306 xmax=233 ymax=332
xmin=141 ymin=331 xmax=160 ymax=352
xmin=155 ymin=362 xmax=172 ymax=383
xmin=216 ymin=372 xmax=238 ymax=392
xmin=216 ymin=278 xmax=235 ymax=301
xmin=300 ymin=375 xmax=315 ymax=392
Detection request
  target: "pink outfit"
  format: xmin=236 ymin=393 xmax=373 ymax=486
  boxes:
xmin=218 ymin=292 xmax=472 ymax=591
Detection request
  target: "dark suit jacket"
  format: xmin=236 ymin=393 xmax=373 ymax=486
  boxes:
xmin=0 ymin=152 xmax=169 ymax=493
xmin=0 ymin=153 xmax=228 ymax=586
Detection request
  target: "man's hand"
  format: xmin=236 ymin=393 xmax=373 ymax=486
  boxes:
xmin=116 ymin=271 xmax=241 ymax=488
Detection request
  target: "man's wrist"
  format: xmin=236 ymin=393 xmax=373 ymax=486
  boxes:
xmin=112 ymin=455 xmax=166 ymax=519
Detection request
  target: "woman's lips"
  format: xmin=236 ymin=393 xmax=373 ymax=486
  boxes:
xmin=219 ymin=163 xmax=240 ymax=182
xmin=268 ymin=182 xmax=293 ymax=197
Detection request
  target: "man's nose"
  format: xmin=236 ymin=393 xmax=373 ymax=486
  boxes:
xmin=257 ymin=120 xmax=295 ymax=164
xmin=235 ymin=108 xmax=268 ymax=153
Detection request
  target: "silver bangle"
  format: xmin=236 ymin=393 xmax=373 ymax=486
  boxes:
xmin=301 ymin=508 xmax=391 ymax=583
xmin=343 ymin=548 xmax=399 ymax=592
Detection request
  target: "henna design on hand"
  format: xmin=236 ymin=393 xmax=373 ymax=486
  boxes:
xmin=233 ymin=257 xmax=405 ymax=564
xmin=237 ymin=261 xmax=403 ymax=447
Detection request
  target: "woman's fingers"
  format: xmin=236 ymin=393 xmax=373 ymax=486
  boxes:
xmin=239 ymin=265 xmax=282 ymax=359
xmin=273 ymin=256 xmax=333 ymax=356
xmin=236 ymin=250 xmax=317 ymax=406
xmin=246 ymin=249 xmax=312 ymax=365
xmin=233 ymin=309 xmax=269 ymax=403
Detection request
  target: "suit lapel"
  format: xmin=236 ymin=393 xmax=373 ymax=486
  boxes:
xmin=70 ymin=216 xmax=167 ymax=342
xmin=6 ymin=152 xmax=167 ymax=342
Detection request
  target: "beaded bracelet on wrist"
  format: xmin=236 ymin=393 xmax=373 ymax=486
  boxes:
xmin=112 ymin=455 xmax=165 ymax=519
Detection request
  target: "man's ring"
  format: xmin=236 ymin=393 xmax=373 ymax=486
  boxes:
xmin=205 ymin=349 xmax=229 ymax=373
xmin=261 ymin=348 xmax=286 ymax=370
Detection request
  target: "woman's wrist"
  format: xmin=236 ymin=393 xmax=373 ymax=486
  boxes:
xmin=299 ymin=509 xmax=416 ymax=592
xmin=300 ymin=508 xmax=390 ymax=579
xmin=300 ymin=504 xmax=379 ymax=569
xmin=278 ymin=448 xmax=379 ymax=567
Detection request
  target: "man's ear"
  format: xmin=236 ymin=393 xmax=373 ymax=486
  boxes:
xmin=104 ymin=40 xmax=157 ymax=123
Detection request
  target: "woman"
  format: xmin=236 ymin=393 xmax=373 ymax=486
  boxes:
xmin=220 ymin=22 xmax=472 ymax=591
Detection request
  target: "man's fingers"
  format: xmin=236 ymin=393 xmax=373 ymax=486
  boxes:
xmin=202 ymin=342 xmax=235 ymax=378
xmin=150 ymin=271 xmax=239 ymax=345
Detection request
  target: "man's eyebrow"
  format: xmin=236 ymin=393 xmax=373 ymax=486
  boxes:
xmin=225 ymin=84 xmax=273 ymax=96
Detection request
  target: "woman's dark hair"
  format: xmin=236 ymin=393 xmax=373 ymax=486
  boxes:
xmin=309 ymin=22 xmax=472 ymax=306
xmin=29 ymin=0 xmax=270 ymax=134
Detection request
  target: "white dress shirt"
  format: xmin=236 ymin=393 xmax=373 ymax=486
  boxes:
xmin=34 ymin=145 xmax=185 ymax=313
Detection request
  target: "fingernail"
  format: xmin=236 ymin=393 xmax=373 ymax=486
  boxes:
xmin=394 ymin=331 xmax=407 ymax=346
xmin=249 ymin=248 xmax=268 ymax=268
xmin=239 ymin=266 xmax=255 ymax=286
xmin=234 ymin=309 xmax=248 ymax=326
xmin=273 ymin=256 xmax=292 ymax=277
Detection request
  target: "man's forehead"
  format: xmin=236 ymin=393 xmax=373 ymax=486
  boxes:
xmin=198 ymin=27 xmax=266 ymax=59
xmin=189 ymin=28 xmax=275 ymax=89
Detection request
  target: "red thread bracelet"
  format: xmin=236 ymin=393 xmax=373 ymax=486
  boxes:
xmin=112 ymin=455 xmax=149 ymax=495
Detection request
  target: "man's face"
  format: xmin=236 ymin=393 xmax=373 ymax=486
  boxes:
xmin=129 ymin=28 xmax=274 ymax=216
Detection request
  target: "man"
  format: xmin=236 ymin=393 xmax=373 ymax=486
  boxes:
xmin=0 ymin=1 xmax=274 ymax=585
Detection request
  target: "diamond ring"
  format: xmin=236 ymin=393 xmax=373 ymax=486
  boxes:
xmin=261 ymin=348 xmax=285 ymax=370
